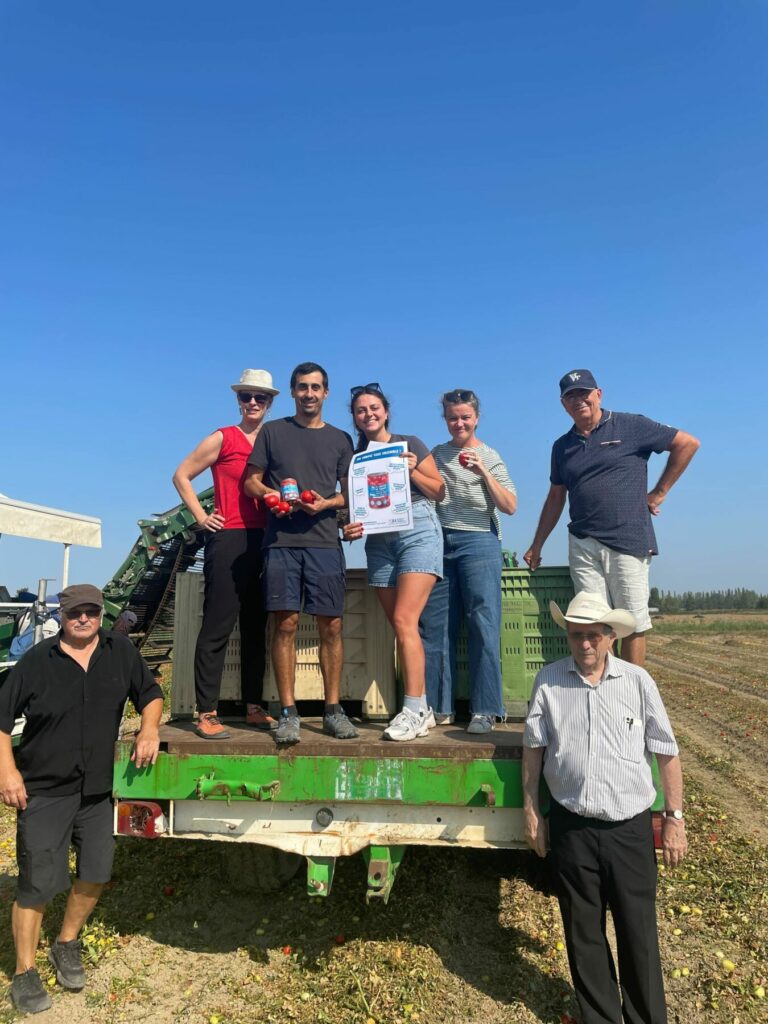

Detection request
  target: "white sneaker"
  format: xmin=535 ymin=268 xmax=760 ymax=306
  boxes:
xmin=383 ymin=707 xmax=430 ymax=742
xmin=466 ymin=713 xmax=495 ymax=734
xmin=423 ymin=707 xmax=436 ymax=729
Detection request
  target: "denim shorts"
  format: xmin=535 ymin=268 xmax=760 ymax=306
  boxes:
xmin=366 ymin=502 xmax=443 ymax=587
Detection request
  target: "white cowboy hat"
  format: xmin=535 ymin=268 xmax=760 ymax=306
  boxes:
xmin=550 ymin=592 xmax=636 ymax=640
xmin=230 ymin=369 xmax=280 ymax=396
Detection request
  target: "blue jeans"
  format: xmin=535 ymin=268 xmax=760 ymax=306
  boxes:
xmin=420 ymin=528 xmax=504 ymax=717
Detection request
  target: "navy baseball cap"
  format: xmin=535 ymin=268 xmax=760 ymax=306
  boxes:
xmin=559 ymin=369 xmax=599 ymax=395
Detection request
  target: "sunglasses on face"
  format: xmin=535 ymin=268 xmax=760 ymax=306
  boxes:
xmin=443 ymin=389 xmax=476 ymax=404
xmin=237 ymin=391 xmax=270 ymax=405
xmin=64 ymin=606 xmax=102 ymax=620
xmin=350 ymin=382 xmax=383 ymax=398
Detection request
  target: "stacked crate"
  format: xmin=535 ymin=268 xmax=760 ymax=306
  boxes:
xmin=454 ymin=567 xmax=575 ymax=717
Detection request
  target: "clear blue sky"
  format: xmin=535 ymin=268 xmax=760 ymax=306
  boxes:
xmin=1 ymin=2 xmax=766 ymax=595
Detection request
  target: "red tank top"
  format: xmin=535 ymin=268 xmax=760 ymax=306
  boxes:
xmin=210 ymin=426 xmax=265 ymax=529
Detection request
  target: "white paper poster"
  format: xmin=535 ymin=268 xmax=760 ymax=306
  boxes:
xmin=348 ymin=441 xmax=413 ymax=534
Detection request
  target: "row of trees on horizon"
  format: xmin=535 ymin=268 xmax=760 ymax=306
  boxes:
xmin=650 ymin=588 xmax=768 ymax=612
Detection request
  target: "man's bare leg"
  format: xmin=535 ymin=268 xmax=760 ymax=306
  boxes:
xmin=317 ymin=615 xmax=343 ymax=704
xmin=620 ymin=631 xmax=646 ymax=666
xmin=271 ymin=611 xmax=299 ymax=706
xmin=58 ymin=880 xmax=104 ymax=942
xmin=12 ymin=901 xmax=45 ymax=974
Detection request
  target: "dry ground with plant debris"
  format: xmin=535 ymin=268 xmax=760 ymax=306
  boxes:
xmin=0 ymin=616 xmax=766 ymax=1023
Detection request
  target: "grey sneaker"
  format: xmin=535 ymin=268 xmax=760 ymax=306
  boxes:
xmin=275 ymin=711 xmax=301 ymax=746
xmin=383 ymin=707 xmax=430 ymax=742
xmin=48 ymin=938 xmax=86 ymax=990
xmin=323 ymin=709 xmax=358 ymax=739
xmin=10 ymin=968 xmax=52 ymax=1013
xmin=466 ymin=714 xmax=495 ymax=734
xmin=433 ymin=712 xmax=455 ymax=725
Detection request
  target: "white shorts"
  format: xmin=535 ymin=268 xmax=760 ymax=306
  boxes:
xmin=568 ymin=534 xmax=652 ymax=633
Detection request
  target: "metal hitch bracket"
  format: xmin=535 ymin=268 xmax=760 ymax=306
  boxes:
xmin=363 ymin=844 xmax=405 ymax=904
xmin=194 ymin=773 xmax=280 ymax=804
xmin=306 ymin=856 xmax=336 ymax=897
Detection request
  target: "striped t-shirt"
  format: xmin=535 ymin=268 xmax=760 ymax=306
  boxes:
xmin=524 ymin=653 xmax=678 ymax=822
xmin=432 ymin=441 xmax=515 ymax=537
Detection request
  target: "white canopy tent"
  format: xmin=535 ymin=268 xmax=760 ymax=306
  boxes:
xmin=0 ymin=493 xmax=102 ymax=589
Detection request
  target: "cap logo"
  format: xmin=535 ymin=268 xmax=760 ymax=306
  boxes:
xmin=569 ymin=372 xmax=581 ymax=382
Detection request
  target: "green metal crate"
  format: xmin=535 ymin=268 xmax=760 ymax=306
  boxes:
xmin=455 ymin=567 xmax=575 ymax=716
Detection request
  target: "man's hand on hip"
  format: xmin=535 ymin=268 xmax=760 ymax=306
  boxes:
xmin=661 ymin=818 xmax=688 ymax=868
xmin=0 ymin=767 xmax=28 ymax=809
xmin=647 ymin=488 xmax=666 ymax=516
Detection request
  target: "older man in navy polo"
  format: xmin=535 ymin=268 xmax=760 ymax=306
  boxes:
xmin=524 ymin=369 xmax=699 ymax=665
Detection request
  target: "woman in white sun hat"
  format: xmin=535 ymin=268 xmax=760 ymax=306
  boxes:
xmin=173 ymin=369 xmax=279 ymax=739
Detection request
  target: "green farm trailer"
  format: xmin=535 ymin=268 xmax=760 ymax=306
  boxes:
xmin=107 ymin=489 xmax=583 ymax=901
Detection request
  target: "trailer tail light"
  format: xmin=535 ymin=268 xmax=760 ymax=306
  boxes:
xmin=117 ymin=800 xmax=167 ymax=838
xmin=651 ymin=811 xmax=663 ymax=851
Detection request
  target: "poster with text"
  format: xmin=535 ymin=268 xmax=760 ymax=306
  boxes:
xmin=348 ymin=441 xmax=413 ymax=534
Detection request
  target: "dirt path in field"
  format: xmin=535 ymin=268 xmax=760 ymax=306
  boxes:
xmin=647 ymin=652 xmax=768 ymax=705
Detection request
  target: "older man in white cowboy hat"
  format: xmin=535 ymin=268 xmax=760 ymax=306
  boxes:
xmin=522 ymin=591 xmax=687 ymax=1024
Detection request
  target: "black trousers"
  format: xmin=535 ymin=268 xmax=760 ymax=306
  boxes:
xmin=194 ymin=528 xmax=267 ymax=712
xmin=548 ymin=801 xmax=667 ymax=1024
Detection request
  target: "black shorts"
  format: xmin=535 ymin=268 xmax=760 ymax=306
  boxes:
xmin=262 ymin=547 xmax=346 ymax=618
xmin=16 ymin=792 xmax=115 ymax=908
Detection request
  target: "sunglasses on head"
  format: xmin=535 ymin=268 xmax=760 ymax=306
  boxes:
xmin=350 ymin=382 xmax=383 ymax=398
xmin=443 ymin=389 xmax=476 ymax=404
xmin=237 ymin=391 xmax=271 ymax=404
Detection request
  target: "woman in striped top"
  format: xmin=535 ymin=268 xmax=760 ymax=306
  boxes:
xmin=421 ymin=389 xmax=517 ymax=733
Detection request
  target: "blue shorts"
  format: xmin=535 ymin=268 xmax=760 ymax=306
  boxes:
xmin=16 ymin=792 xmax=115 ymax=907
xmin=366 ymin=501 xmax=443 ymax=587
xmin=263 ymin=546 xmax=346 ymax=618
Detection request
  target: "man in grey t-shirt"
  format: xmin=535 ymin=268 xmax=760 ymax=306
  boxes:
xmin=245 ymin=362 xmax=356 ymax=745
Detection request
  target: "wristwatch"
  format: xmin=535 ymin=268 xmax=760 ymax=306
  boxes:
xmin=663 ymin=809 xmax=684 ymax=821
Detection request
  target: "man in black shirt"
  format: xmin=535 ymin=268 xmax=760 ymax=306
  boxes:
xmin=0 ymin=584 xmax=163 ymax=1014
xmin=245 ymin=362 xmax=357 ymax=746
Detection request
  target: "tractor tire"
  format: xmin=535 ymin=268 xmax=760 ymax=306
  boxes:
xmin=219 ymin=842 xmax=302 ymax=892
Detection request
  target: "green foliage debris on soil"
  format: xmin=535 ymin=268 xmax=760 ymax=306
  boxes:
xmin=0 ymin=620 xmax=766 ymax=1022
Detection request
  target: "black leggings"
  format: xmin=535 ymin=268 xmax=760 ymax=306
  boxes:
xmin=194 ymin=528 xmax=267 ymax=712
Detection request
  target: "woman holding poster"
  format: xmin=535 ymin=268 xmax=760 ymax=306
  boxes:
xmin=420 ymin=389 xmax=517 ymax=733
xmin=343 ymin=383 xmax=445 ymax=741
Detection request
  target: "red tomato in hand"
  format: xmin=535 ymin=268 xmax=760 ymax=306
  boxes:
xmin=300 ymin=490 xmax=315 ymax=504
xmin=264 ymin=493 xmax=280 ymax=508
xmin=277 ymin=501 xmax=291 ymax=514
xmin=458 ymin=451 xmax=472 ymax=468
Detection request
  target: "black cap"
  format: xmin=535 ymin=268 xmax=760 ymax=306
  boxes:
xmin=559 ymin=369 xmax=599 ymax=396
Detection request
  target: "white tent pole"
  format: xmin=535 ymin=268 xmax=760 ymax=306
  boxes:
xmin=62 ymin=543 xmax=71 ymax=589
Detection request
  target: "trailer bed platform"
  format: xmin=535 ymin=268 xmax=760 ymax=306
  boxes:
xmin=122 ymin=718 xmax=525 ymax=761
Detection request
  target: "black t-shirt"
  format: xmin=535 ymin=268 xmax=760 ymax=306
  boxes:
xmin=249 ymin=417 xmax=354 ymax=548
xmin=355 ymin=433 xmax=432 ymax=502
xmin=0 ymin=630 xmax=163 ymax=796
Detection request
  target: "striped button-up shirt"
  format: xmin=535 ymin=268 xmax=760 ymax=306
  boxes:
xmin=524 ymin=653 xmax=678 ymax=821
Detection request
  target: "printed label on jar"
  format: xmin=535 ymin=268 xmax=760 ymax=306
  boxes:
xmin=280 ymin=478 xmax=300 ymax=503
xmin=367 ymin=472 xmax=391 ymax=509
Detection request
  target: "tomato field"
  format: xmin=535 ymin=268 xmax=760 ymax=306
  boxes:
xmin=0 ymin=615 xmax=765 ymax=1023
